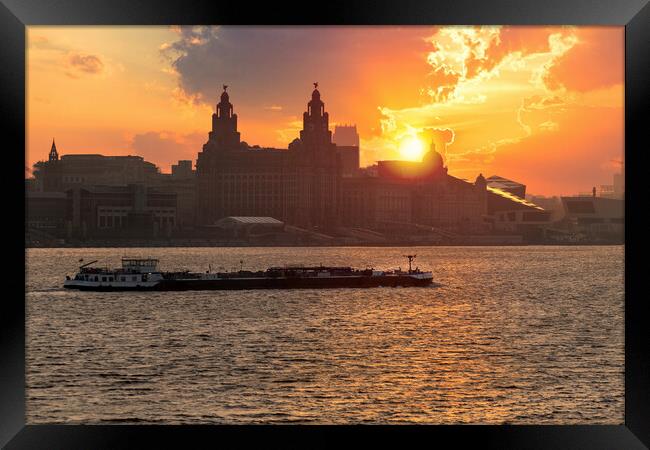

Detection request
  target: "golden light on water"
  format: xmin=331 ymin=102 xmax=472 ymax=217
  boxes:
xmin=399 ymin=135 xmax=425 ymax=161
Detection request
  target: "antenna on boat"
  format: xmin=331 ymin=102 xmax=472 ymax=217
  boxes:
xmin=403 ymin=255 xmax=416 ymax=273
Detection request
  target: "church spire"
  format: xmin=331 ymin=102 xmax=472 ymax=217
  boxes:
xmin=49 ymin=138 xmax=59 ymax=162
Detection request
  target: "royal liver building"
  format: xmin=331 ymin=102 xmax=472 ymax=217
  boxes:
xmin=196 ymin=84 xmax=340 ymax=229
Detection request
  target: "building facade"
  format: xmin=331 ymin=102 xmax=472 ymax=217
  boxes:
xmin=32 ymin=141 xmax=159 ymax=193
xmin=66 ymin=184 xmax=177 ymax=238
xmin=196 ymin=85 xmax=341 ymax=229
xmin=339 ymin=147 xmax=489 ymax=232
xmin=333 ymin=125 xmax=360 ymax=177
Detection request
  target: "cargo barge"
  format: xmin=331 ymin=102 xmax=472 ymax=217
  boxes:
xmin=64 ymin=256 xmax=433 ymax=291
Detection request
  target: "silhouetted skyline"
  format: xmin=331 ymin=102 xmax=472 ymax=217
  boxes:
xmin=27 ymin=26 xmax=624 ymax=196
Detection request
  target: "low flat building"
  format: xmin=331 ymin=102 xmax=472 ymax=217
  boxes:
xmin=214 ymin=216 xmax=285 ymax=242
xmin=33 ymin=140 xmax=159 ymax=192
xmin=560 ymin=196 xmax=623 ymax=239
xmin=486 ymin=186 xmax=552 ymax=238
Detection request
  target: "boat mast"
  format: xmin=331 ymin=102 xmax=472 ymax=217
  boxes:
xmin=403 ymin=255 xmax=416 ymax=273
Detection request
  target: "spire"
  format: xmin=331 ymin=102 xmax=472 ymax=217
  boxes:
xmin=307 ymin=82 xmax=324 ymax=117
xmin=311 ymin=82 xmax=321 ymax=102
xmin=217 ymin=84 xmax=233 ymax=119
xmin=220 ymin=84 xmax=229 ymax=102
xmin=209 ymin=84 xmax=240 ymax=147
xmin=49 ymin=138 xmax=59 ymax=162
xmin=301 ymin=83 xmax=331 ymax=144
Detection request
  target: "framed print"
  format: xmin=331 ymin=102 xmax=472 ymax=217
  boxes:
xmin=2 ymin=0 xmax=649 ymax=448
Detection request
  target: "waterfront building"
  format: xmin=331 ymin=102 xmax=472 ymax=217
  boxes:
xmin=485 ymin=175 xmax=526 ymax=198
xmin=560 ymin=196 xmax=623 ymax=239
xmin=339 ymin=146 xmax=488 ymax=233
xmin=157 ymin=160 xmax=197 ymax=230
xmin=66 ymin=184 xmax=177 ymax=238
xmin=32 ymin=145 xmax=159 ymax=193
xmin=333 ymin=125 xmax=360 ymax=177
xmin=26 ymin=191 xmax=67 ymax=236
xmin=196 ymin=84 xmax=340 ymax=229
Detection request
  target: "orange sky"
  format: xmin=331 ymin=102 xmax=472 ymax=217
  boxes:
xmin=26 ymin=26 xmax=624 ymax=196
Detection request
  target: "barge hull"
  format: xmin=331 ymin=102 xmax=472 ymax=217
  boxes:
xmin=64 ymin=275 xmax=433 ymax=291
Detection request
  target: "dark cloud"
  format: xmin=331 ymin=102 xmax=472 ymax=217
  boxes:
xmin=161 ymin=26 xmax=432 ymax=128
xmin=67 ymin=53 xmax=104 ymax=75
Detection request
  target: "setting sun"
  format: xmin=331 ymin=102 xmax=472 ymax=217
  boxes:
xmin=399 ymin=135 xmax=425 ymax=161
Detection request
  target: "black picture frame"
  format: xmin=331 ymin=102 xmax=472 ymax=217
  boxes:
xmin=3 ymin=1 xmax=648 ymax=448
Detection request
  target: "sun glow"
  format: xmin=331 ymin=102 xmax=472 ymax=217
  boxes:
xmin=399 ymin=135 xmax=425 ymax=161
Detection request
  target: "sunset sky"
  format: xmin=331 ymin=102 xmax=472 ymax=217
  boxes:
xmin=26 ymin=26 xmax=624 ymax=196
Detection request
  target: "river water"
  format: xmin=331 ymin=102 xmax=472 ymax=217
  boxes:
xmin=25 ymin=246 xmax=624 ymax=424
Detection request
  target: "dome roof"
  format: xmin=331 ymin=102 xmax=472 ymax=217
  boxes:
xmin=423 ymin=148 xmax=444 ymax=167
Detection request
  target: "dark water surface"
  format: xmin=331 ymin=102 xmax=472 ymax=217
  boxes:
xmin=26 ymin=246 xmax=624 ymax=424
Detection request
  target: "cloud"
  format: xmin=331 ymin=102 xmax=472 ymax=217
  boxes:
xmin=29 ymin=35 xmax=71 ymax=53
xmin=517 ymin=94 xmax=568 ymax=135
xmin=160 ymin=26 xmax=431 ymax=120
xmin=423 ymin=26 xmax=566 ymax=103
xmin=128 ymin=131 xmax=205 ymax=172
xmin=487 ymin=104 xmax=623 ymax=195
xmin=543 ymin=28 xmax=624 ymax=92
xmin=67 ymin=53 xmax=104 ymax=74
xmin=418 ymin=127 xmax=455 ymax=159
xmin=29 ymin=35 xmax=108 ymax=78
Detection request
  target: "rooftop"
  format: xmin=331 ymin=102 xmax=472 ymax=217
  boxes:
xmin=217 ymin=216 xmax=284 ymax=225
xmin=486 ymin=175 xmax=525 ymax=186
xmin=487 ymin=186 xmax=544 ymax=210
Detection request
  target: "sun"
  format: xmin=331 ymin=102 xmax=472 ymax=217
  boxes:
xmin=399 ymin=136 xmax=425 ymax=161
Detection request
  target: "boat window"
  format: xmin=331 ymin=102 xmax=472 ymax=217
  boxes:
xmin=102 ymin=277 xmax=107 ymax=282
xmin=121 ymin=276 xmax=126 ymax=282
xmin=94 ymin=276 xmax=99 ymax=281
xmin=108 ymin=277 xmax=113 ymax=282
xmin=132 ymin=276 xmax=137 ymax=281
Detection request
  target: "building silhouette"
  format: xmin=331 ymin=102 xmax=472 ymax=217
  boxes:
xmin=339 ymin=145 xmax=489 ymax=233
xmin=33 ymin=152 xmax=159 ymax=192
xmin=26 ymin=83 xmax=576 ymax=245
xmin=333 ymin=125 xmax=360 ymax=177
xmin=196 ymin=84 xmax=340 ymax=229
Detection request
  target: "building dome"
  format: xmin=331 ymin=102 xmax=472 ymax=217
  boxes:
xmin=423 ymin=142 xmax=444 ymax=167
